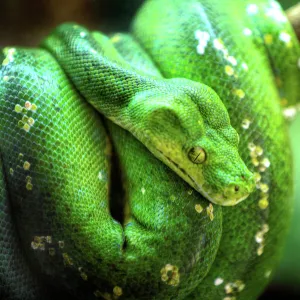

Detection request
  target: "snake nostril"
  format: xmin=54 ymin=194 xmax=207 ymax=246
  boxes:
xmin=234 ymin=185 xmax=239 ymax=192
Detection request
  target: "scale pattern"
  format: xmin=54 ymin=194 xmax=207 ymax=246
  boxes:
xmin=0 ymin=0 xmax=300 ymax=299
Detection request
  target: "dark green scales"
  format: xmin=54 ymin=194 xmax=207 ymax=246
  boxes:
xmin=0 ymin=0 xmax=300 ymax=299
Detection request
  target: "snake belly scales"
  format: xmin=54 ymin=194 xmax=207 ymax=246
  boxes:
xmin=1 ymin=0 xmax=300 ymax=299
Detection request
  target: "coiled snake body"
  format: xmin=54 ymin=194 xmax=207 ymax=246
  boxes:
xmin=0 ymin=0 xmax=300 ymax=299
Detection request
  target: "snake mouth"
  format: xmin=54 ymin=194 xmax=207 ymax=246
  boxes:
xmin=157 ymin=150 xmax=224 ymax=204
xmin=158 ymin=149 xmax=200 ymax=189
xmin=188 ymin=173 xmax=253 ymax=206
xmin=157 ymin=150 xmax=252 ymax=206
xmin=215 ymin=192 xmax=250 ymax=206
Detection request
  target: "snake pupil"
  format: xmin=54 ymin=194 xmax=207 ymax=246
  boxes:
xmin=188 ymin=147 xmax=206 ymax=164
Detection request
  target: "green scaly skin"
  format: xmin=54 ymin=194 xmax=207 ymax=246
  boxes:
xmin=0 ymin=0 xmax=299 ymax=299
xmin=42 ymin=26 xmax=254 ymax=205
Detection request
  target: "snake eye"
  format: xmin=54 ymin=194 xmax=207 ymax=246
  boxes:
xmin=188 ymin=147 xmax=206 ymax=164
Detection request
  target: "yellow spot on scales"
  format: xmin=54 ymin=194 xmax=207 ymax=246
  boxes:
xmin=279 ymin=31 xmax=291 ymax=44
xmin=258 ymin=198 xmax=269 ymax=210
xmin=26 ymin=176 xmax=33 ymax=190
xmin=80 ymin=31 xmax=86 ymax=38
xmin=23 ymin=123 xmax=30 ymax=132
xmin=265 ymin=1 xmax=287 ymax=23
xmin=241 ymin=62 xmax=248 ymax=71
xmin=98 ymin=170 xmax=104 ymax=181
xmin=255 ymin=224 xmax=269 ymax=256
xmin=257 ymin=244 xmax=264 ymax=256
xmin=23 ymin=161 xmax=31 ymax=170
xmin=224 ymin=280 xmax=245 ymax=295
xmin=206 ymin=203 xmax=214 ymax=221
xmin=241 ymin=119 xmax=251 ymax=129
xmin=187 ymin=189 xmax=193 ymax=195
xmin=80 ymin=272 xmax=88 ymax=281
xmin=111 ymin=34 xmax=122 ymax=43
xmin=195 ymin=30 xmax=210 ymax=55
xmin=243 ymin=28 xmax=252 ymax=36
xmin=160 ymin=264 xmax=180 ymax=286
xmin=226 ymin=56 xmax=237 ymax=66
xmin=254 ymin=172 xmax=261 ymax=183
xmin=2 ymin=48 xmax=15 ymax=66
xmin=3 ymin=47 xmax=16 ymax=56
xmin=25 ymin=101 xmax=32 ymax=110
xmin=58 ymin=241 xmax=65 ymax=248
xmin=93 ymin=286 xmax=123 ymax=299
xmin=195 ymin=204 xmax=203 ymax=213
xmin=214 ymin=277 xmax=224 ymax=286
xmin=257 ymin=183 xmax=269 ymax=193
xmin=113 ymin=286 xmax=123 ymax=297
xmin=265 ymin=270 xmax=272 ymax=278
xmin=283 ymin=106 xmax=299 ymax=120
xmin=254 ymin=146 xmax=263 ymax=156
xmin=259 ymin=157 xmax=271 ymax=172
xmin=213 ymin=38 xmax=225 ymax=50
xmin=225 ymin=65 xmax=234 ymax=76
xmin=31 ymin=103 xmax=37 ymax=112
xmin=264 ymin=34 xmax=273 ymax=45
xmin=251 ymin=157 xmax=259 ymax=167
xmin=62 ymin=253 xmax=73 ymax=266
xmin=27 ymin=117 xmax=35 ymax=126
xmin=2 ymin=58 xmax=10 ymax=66
xmin=31 ymin=236 xmax=49 ymax=251
xmin=232 ymin=89 xmax=245 ymax=99
xmin=247 ymin=4 xmax=258 ymax=15
xmin=26 ymin=182 xmax=33 ymax=190
xmin=14 ymin=104 xmax=22 ymax=113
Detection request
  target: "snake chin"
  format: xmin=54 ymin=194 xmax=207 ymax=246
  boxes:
xmin=191 ymin=176 xmax=254 ymax=206
xmin=155 ymin=144 xmax=254 ymax=207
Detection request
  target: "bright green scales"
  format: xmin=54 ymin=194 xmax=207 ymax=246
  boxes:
xmin=0 ymin=0 xmax=299 ymax=299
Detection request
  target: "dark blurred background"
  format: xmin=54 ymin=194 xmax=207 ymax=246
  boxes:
xmin=0 ymin=0 xmax=299 ymax=299
xmin=0 ymin=0 xmax=145 ymax=47
xmin=0 ymin=0 xmax=298 ymax=43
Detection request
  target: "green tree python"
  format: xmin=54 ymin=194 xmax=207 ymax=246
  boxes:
xmin=1 ymin=0 xmax=300 ymax=299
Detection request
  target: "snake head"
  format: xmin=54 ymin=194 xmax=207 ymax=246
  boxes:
xmin=128 ymin=80 xmax=255 ymax=206
xmin=183 ymin=126 xmax=255 ymax=206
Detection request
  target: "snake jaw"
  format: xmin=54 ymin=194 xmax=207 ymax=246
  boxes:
xmin=153 ymin=143 xmax=255 ymax=207
xmin=193 ymin=185 xmax=253 ymax=206
xmin=188 ymin=168 xmax=255 ymax=206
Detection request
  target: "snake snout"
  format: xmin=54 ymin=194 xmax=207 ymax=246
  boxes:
xmin=222 ymin=172 xmax=255 ymax=206
xmin=223 ymin=183 xmax=246 ymax=198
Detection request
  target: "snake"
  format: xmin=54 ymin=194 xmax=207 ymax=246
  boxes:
xmin=0 ymin=0 xmax=300 ymax=299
